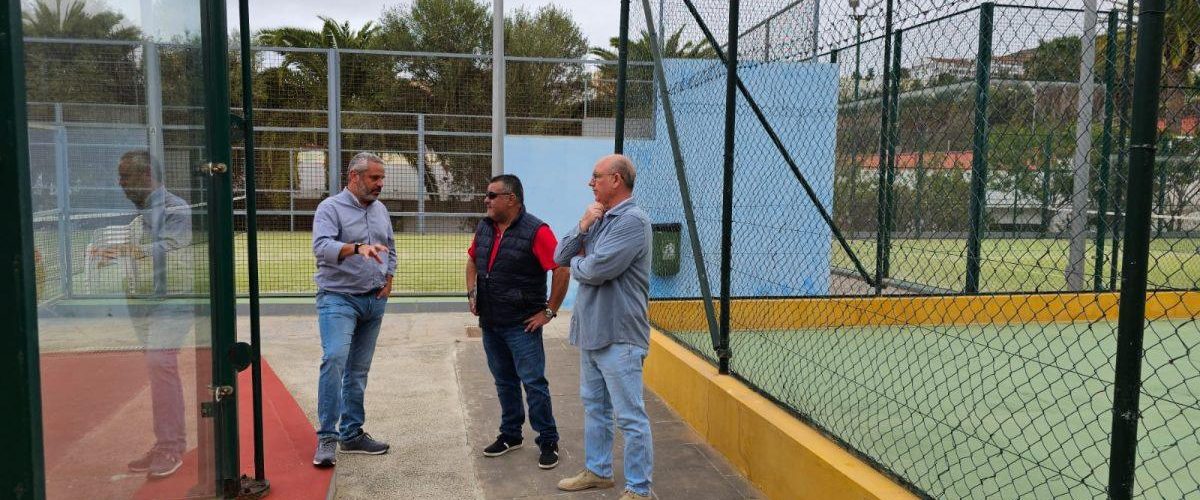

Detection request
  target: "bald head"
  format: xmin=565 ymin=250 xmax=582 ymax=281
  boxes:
xmin=597 ymin=154 xmax=636 ymax=190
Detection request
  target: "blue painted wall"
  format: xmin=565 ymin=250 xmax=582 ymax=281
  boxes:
xmin=501 ymin=59 xmax=838 ymax=307
xmin=629 ymin=59 xmax=839 ymax=299
xmin=505 ymin=135 xmax=613 ymax=310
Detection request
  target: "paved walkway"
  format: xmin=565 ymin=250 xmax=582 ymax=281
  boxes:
xmin=253 ymin=310 xmax=763 ymax=499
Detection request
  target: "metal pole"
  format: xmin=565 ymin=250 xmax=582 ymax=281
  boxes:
xmin=288 ymin=151 xmax=295 ymax=232
xmin=615 ymin=0 xmax=631 ymax=153
xmin=874 ymin=0 xmax=895 ymax=295
xmin=883 ymin=28 xmax=902 ymax=279
xmin=719 ymin=0 xmax=740 ymax=376
xmin=1042 ymin=133 xmax=1053 ymax=234
xmin=965 ymin=2 xmax=994 ymax=294
xmin=764 ymin=19 xmax=771 ymax=61
xmin=915 ymin=145 xmax=925 ymax=239
xmin=1094 ymin=10 xmax=1119 ymax=291
xmin=492 ymin=0 xmax=505 ymax=176
xmin=1108 ymin=0 xmax=1166 ymax=496
xmin=144 ymin=41 xmax=165 ymax=185
xmin=53 ymin=104 xmax=72 ymax=298
xmin=853 ymin=14 xmax=863 ymax=100
xmin=811 ymin=0 xmax=821 ymax=58
xmin=1110 ymin=4 xmax=1135 ymax=291
xmin=239 ymin=0 xmax=268 ymax=486
xmin=417 ymin=114 xmax=427 ymax=234
xmin=327 ymin=49 xmax=341 ymax=195
xmin=1066 ymin=0 xmax=1099 ymax=291
xmin=0 ymin=0 xmax=45 ymax=494
xmin=640 ymin=0 xmax=721 ymax=355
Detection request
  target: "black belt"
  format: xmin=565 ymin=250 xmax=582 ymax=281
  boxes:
xmin=350 ymin=287 xmax=382 ymax=297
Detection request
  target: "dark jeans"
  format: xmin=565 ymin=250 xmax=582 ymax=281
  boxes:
xmin=481 ymin=324 xmax=559 ymax=448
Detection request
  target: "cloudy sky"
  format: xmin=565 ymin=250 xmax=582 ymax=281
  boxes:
xmin=232 ymin=0 xmax=619 ymax=48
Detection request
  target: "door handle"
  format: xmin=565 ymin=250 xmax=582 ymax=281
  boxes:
xmin=201 ymin=162 xmax=228 ymax=175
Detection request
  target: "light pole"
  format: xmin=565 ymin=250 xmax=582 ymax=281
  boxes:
xmin=850 ymin=0 xmax=866 ymax=100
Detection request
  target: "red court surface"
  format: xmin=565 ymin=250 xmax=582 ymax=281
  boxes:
xmin=41 ymin=351 xmax=330 ymax=499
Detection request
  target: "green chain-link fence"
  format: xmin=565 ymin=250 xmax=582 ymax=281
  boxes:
xmin=625 ymin=0 xmax=1199 ymax=497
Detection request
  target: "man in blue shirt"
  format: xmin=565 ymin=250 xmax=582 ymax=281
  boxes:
xmin=553 ymin=154 xmax=654 ymax=500
xmin=311 ymin=152 xmax=397 ymax=467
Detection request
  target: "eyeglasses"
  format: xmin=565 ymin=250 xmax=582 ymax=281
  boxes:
xmin=485 ymin=191 xmax=514 ymax=200
xmin=591 ymin=172 xmax=619 ymax=180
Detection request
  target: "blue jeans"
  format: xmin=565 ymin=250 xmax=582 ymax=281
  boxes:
xmin=316 ymin=290 xmax=386 ymax=440
xmin=581 ymin=343 xmax=653 ymax=496
xmin=482 ymin=324 xmax=558 ymax=447
xmin=130 ymin=301 xmax=192 ymax=456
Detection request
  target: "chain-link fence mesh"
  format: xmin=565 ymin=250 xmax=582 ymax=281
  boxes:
xmin=629 ymin=0 xmax=1200 ymax=497
xmin=27 ymin=37 xmax=648 ymax=299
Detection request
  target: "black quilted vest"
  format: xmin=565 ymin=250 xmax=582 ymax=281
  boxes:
xmin=473 ymin=211 xmax=548 ymax=327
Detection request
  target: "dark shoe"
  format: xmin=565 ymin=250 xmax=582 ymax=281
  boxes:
xmin=340 ymin=431 xmax=389 ymax=455
xmin=482 ymin=435 xmax=523 ymax=457
xmin=313 ymin=437 xmax=338 ymax=467
xmin=146 ymin=450 xmax=183 ymax=479
xmin=127 ymin=449 xmax=157 ymax=473
xmin=538 ymin=443 xmax=559 ymax=469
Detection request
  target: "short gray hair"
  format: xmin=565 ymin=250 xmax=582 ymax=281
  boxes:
xmin=610 ymin=155 xmax=636 ymax=189
xmin=348 ymin=151 xmax=385 ymax=174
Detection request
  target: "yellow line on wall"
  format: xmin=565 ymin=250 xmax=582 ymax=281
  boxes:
xmin=649 ymin=291 xmax=1200 ymax=331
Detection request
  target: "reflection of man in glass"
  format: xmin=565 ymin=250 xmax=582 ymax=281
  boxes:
xmin=89 ymin=150 xmax=193 ymax=479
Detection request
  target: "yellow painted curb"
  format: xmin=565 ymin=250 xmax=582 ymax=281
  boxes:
xmin=650 ymin=291 xmax=1200 ymax=331
xmin=644 ymin=330 xmax=917 ymax=500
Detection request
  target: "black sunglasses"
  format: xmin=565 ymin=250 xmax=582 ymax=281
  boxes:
xmin=485 ymin=191 xmax=514 ymax=200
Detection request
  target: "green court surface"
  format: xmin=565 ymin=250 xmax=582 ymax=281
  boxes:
xmin=835 ymin=238 xmax=1200 ymax=292
xmin=666 ymin=319 xmax=1200 ymax=499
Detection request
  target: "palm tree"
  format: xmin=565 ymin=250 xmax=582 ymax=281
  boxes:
xmin=22 ymin=0 xmax=140 ymax=39
xmin=22 ymin=0 xmax=143 ymax=104
xmin=589 ymin=28 xmax=716 ymax=62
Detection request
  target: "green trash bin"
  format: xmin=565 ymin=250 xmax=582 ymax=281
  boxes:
xmin=651 ymin=223 xmax=681 ymax=277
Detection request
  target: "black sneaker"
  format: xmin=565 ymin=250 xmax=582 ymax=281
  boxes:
xmin=482 ymin=435 xmax=523 ymax=457
xmin=313 ymin=437 xmax=338 ymax=467
xmin=341 ymin=431 xmax=390 ymax=455
xmin=538 ymin=443 xmax=559 ymax=469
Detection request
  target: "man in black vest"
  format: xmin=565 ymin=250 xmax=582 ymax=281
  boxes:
xmin=466 ymin=174 xmax=570 ymax=470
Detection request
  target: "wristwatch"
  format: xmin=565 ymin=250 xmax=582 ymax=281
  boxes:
xmin=353 ymin=242 xmax=363 ymax=255
xmin=543 ymin=308 xmax=556 ymax=320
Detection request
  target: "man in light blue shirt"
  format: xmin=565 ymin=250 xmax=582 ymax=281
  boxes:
xmin=554 ymin=154 xmax=654 ymax=500
xmin=311 ymin=152 xmax=396 ymax=467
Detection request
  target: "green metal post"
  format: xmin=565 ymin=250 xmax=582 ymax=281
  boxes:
xmin=883 ymin=29 xmax=902 ymax=279
xmin=1094 ymin=10 xmax=1119 ymax=291
xmin=1155 ymin=140 xmax=1167 ymax=237
xmin=965 ymin=2 xmax=994 ymax=294
xmin=874 ymin=0 xmax=894 ymax=295
xmin=1110 ymin=4 xmax=1135 ymax=291
xmin=915 ymin=145 xmax=926 ymax=239
xmin=615 ymin=0 xmax=630 ymax=153
xmin=201 ymin=0 xmax=240 ymax=495
xmin=0 ymin=1 xmax=45 ymax=497
xmin=719 ymin=0 xmax=740 ymax=375
xmin=1042 ymin=133 xmax=1053 ymax=234
xmin=1108 ymin=0 xmax=1166 ymax=496
xmin=238 ymin=0 xmax=268 ymax=488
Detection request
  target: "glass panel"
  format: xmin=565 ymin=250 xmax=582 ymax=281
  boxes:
xmin=24 ymin=0 xmax=217 ymax=497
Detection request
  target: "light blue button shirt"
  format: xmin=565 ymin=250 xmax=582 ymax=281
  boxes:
xmin=554 ymin=197 xmax=652 ymax=350
xmin=312 ymin=189 xmax=397 ymax=294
